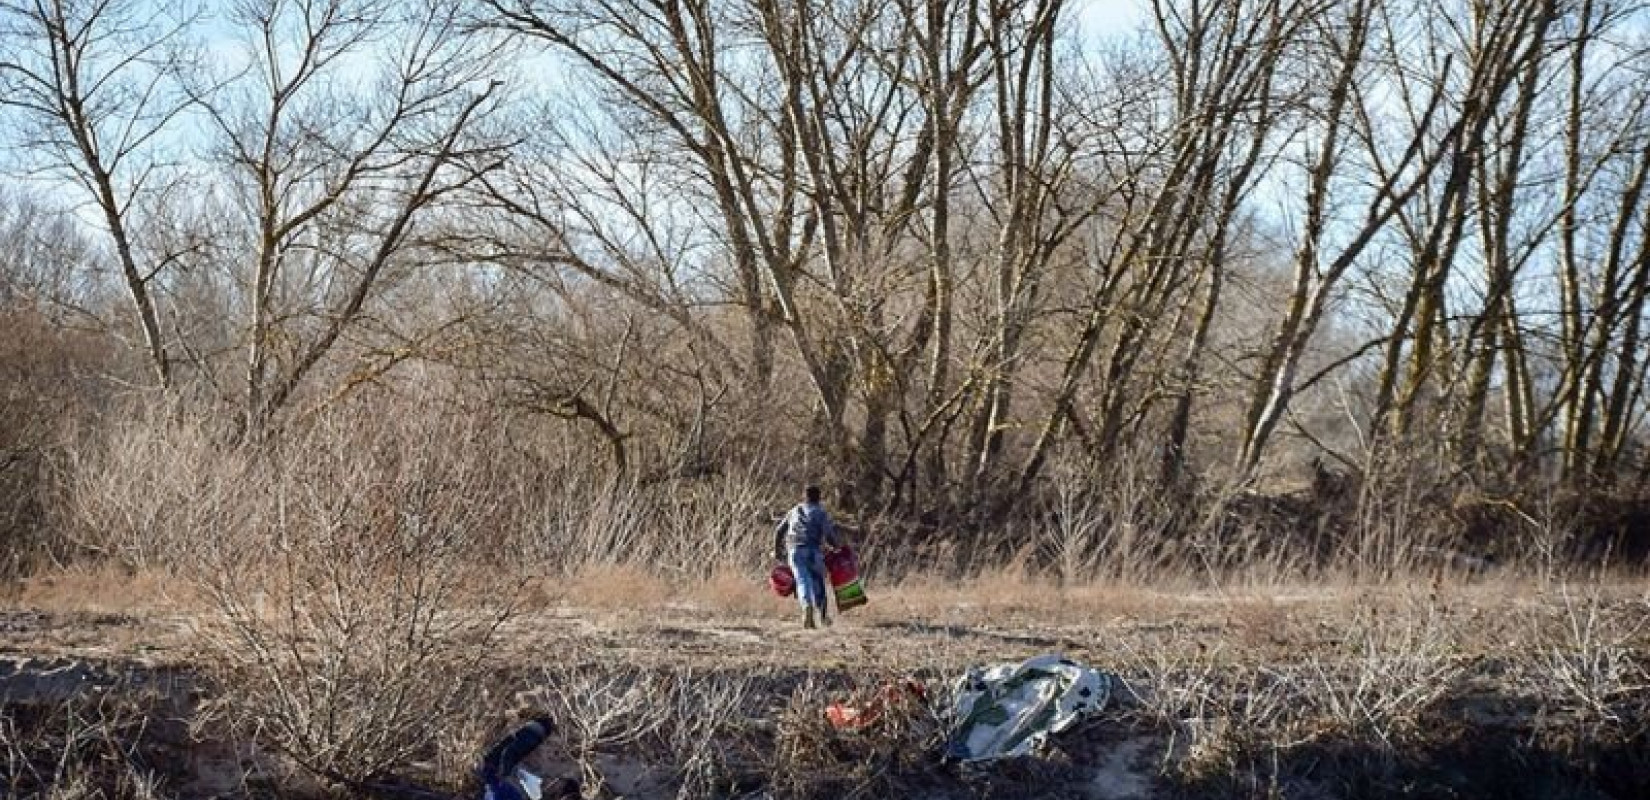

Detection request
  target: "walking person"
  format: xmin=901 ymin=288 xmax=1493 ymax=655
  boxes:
xmin=773 ymin=484 xmax=843 ymax=629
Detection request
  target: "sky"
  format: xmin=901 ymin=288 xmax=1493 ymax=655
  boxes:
xmin=1076 ymin=0 xmax=1150 ymax=39
xmin=4 ymin=0 xmax=1154 ymax=234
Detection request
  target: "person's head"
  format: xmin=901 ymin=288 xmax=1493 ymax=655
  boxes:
xmin=805 ymin=484 xmax=822 ymax=504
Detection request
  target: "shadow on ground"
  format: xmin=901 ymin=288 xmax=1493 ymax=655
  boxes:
xmin=5 ymin=655 xmax=1649 ymax=799
xmin=866 ymin=620 xmax=1064 ymax=649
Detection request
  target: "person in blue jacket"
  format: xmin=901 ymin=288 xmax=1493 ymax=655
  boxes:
xmin=773 ymin=484 xmax=843 ymax=629
xmin=479 ymin=716 xmax=577 ymax=800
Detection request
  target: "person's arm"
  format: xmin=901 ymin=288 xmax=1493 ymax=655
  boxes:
xmin=773 ymin=512 xmax=789 ymax=561
xmin=479 ymin=717 xmax=554 ymax=785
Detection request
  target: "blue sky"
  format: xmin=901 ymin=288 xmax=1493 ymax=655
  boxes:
xmin=1076 ymin=0 xmax=1149 ymax=38
xmin=8 ymin=0 xmax=1152 ymax=226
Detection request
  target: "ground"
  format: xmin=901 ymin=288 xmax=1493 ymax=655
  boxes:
xmin=1 ymin=570 xmax=1647 ymax=798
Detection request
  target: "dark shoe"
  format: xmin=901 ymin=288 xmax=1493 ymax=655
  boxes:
xmin=803 ymin=607 xmax=816 ymax=629
xmin=820 ymin=610 xmax=832 ymax=627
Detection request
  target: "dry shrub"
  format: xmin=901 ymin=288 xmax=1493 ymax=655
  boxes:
xmin=1304 ymin=600 xmax=1468 ymax=747
xmin=519 ymin=480 xmax=651 ymax=568
xmin=1517 ymin=585 xmax=1650 ymax=746
xmin=1039 ymin=447 xmax=1186 ymax=585
xmin=0 ymin=681 xmax=171 ymax=799
xmin=1338 ymin=469 xmax=1453 ymax=581
xmin=660 ymin=669 xmax=765 ymax=798
xmin=516 ymin=665 xmax=948 ymax=800
xmin=517 ymin=663 xmax=767 ymax=798
xmin=422 ymin=700 xmax=504 ymax=797
xmin=58 ymin=408 xmax=245 ymax=571
xmin=1122 ymin=652 xmax=1316 ymax=792
xmin=769 ymin=678 xmax=857 ymax=799
xmin=652 ymin=462 xmax=780 ymax=572
xmin=164 ymin=401 xmax=522 ymax=788
xmin=530 ymin=663 xmax=667 ymax=794
xmin=768 ymin=674 xmax=947 ymax=800
xmin=1114 ymin=597 xmax=1469 ymax=789
xmin=1114 ymin=627 xmax=1247 ymax=778
xmin=515 ymin=462 xmax=781 ymax=578
xmin=0 ymin=307 xmax=111 ymax=577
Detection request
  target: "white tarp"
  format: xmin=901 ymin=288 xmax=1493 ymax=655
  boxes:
xmin=946 ymin=654 xmax=1112 ymax=762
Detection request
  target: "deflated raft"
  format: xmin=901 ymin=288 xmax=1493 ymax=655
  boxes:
xmin=946 ymin=654 xmax=1112 ymax=762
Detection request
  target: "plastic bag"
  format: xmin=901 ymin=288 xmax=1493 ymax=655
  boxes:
xmin=768 ymin=562 xmax=796 ymax=597
xmin=825 ymin=546 xmax=867 ymax=610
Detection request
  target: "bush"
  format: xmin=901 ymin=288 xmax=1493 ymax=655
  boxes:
xmin=0 ymin=308 xmax=111 ymax=577
xmin=108 ymin=400 xmax=528 ymax=787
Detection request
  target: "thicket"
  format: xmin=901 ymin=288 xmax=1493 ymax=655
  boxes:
xmin=3 ymin=2 xmax=1650 ymax=789
xmin=3 ymin=0 xmax=1649 ymax=579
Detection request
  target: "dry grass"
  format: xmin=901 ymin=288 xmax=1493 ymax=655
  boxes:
xmin=561 ymin=564 xmax=676 ymax=612
xmin=2 ymin=566 xmax=190 ymax=616
xmin=2 ymin=400 xmax=1645 ymax=798
xmin=0 ymin=677 xmax=172 ymax=799
xmin=2 ymin=567 xmax=1648 ymax=798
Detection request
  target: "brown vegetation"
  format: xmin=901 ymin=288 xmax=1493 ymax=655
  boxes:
xmin=3 ymin=0 xmax=1650 ymax=796
xmin=2 ymin=572 xmax=1648 ymax=798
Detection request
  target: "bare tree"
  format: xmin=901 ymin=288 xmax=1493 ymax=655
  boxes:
xmin=191 ymin=0 xmax=507 ymax=436
xmin=0 ymin=0 xmax=199 ymax=388
xmin=1367 ymin=0 xmax=1557 ymax=448
xmin=1009 ymin=0 xmax=1304 ymax=498
xmin=1234 ymin=0 xmax=1469 ymax=478
xmin=479 ymin=0 xmax=984 ymax=508
xmin=1453 ymin=0 xmax=1558 ymax=474
xmin=958 ymin=0 xmax=1071 ymax=497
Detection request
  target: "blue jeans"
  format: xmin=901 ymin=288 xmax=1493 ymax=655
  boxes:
xmin=788 ymin=546 xmax=828 ymax=610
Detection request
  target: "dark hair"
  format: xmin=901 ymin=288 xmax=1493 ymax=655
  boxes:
xmin=805 ymin=484 xmax=822 ymax=503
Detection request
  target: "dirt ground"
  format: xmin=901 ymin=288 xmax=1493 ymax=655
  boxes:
xmin=0 ymin=572 xmax=1366 ymax=669
xmin=2 ymin=575 xmax=1648 ymax=799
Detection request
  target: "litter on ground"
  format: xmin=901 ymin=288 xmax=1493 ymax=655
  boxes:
xmin=946 ymin=654 xmax=1113 ymax=762
xmin=825 ymin=679 xmax=928 ymax=730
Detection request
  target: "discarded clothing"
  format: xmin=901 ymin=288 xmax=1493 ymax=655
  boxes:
xmin=946 ymin=654 xmax=1112 ymax=762
xmin=479 ymin=717 xmax=561 ymax=800
xmin=826 ymin=679 xmax=927 ymax=730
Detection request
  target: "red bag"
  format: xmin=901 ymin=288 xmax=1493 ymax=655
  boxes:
xmin=768 ymin=562 xmax=796 ymax=597
xmin=825 ymin=546 xmax=867 ymax=610
xmin=824 ymin=547 xmax=859 ymax=585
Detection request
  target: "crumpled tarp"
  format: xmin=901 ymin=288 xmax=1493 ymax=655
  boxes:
xmin=946 ymin=654 xmax=1112 ymax=762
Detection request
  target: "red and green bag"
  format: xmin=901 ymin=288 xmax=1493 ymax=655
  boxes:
xmin=825 ymin=546 xmax=867 ymax=610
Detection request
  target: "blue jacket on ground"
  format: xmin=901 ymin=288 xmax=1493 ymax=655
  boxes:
xmin=479 ymin=718 xmax=553 ymax=800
